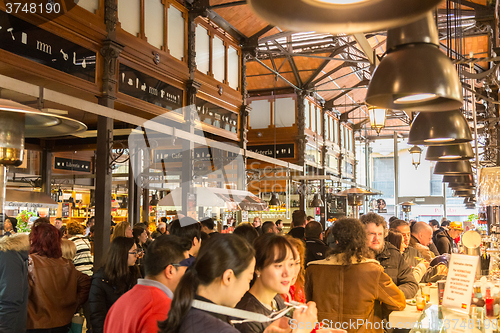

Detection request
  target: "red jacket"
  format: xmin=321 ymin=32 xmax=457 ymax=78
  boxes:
xmin=104 ymin=279 xmax=172 ymax=333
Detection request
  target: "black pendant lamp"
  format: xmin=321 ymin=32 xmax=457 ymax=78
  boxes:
xmin=269 ymin=192 xmax=281 ymax=207
xmin=247 ymin=0 xmax=441 ymax=34
xmin=366 ymin=12 xmax=462 ymax=112
xmin=408 ymin=110 xmax=472 ymax=145
xmin=434 ymin=161 xmax=473 ymax=175
xmin=448 ymin=182 xmax=475 ymax=190
xmin=426 ymin=143 xmax=474 ymax=161
xmin=443 ymin=174 xmax=474 ymax=184
xmin=310 ymin=193 xmax=324 ymax=207
xmin=150 ymin=193 xmax=159 ymax=206
xmin=454 ymin=189 xmax=474 ymax=197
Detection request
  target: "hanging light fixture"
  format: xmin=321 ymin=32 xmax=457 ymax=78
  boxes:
xmin=454 ymin=189 xmax=474 ymax=197
xmin=248 ymin=0 xmax=441 ymax=34
xmin=408 ymin=145 xmax=423 ymax=169
xmin=434 ymin=161 xmax=473 ymax=175
xmin=425 ymin=143 xmax=474 ymax=161
xmin=443 ymin=174 xmax=474 ymax=184
xmin=309 ymin=193 xmax=324 ymax=207
xmin=366 ymin=12 xmax=462 ymax=111
xmin=368 ymin=107 xmax=386 ymax=135
xmin=408 ymin=110 xmax=472 ymax=145
xmin=150 ymin=192 xmax=159 ymax=206
xmin=269 ymin=192 xmax=281 ymax=207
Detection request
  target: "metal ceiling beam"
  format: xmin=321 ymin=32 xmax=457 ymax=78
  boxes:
xmin=310 ymin=63 xmax=350 ymax=87
xmin=272 ymin=40 xmax=302 ymax=88
xmin=255 ymin=50 xmax=369 ymax=63
xmin=206 ymin=9 xmax=246 ymax=42
xmin=249 ymin=55 xmax=301 ymax=91
xmin=449 ymin=0 xmax=489 ymax=10
xmin=324 ymin=79 xmax=370 ymax=107
xmin=353 ymin=33 xmax=379 ymax=66
xmin=258 ymin=31 xmax=295 ymax=43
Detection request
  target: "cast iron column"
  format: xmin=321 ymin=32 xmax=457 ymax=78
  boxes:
xmin=40 ymin=140 xmax=53 ymax=196
xmin=296 ymin=91 xmax=307 ymax=211
xmin=94 ymin=36 xmax=122 ymax=268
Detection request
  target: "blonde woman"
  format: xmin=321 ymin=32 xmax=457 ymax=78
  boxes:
xmin=111 ymin=221 xmax=133 ymax=241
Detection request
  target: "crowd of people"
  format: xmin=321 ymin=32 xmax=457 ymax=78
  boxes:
xmin=0 ymin=211 xmax=462 ymax=333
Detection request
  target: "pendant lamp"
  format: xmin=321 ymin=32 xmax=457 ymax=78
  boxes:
xmin=443 ymin=174 xmax=474 ymax=184
xmin=434 ymin=161 xmax=473 ymax=175
xmin=366 ymin=12 xmax=462 ymax=112
xmin=0 ymin=99 xmax=87 ymax=165
xmin=425 ymin=143 xmax=474 ymax=161
xmin=447 ymin=182 xmax=475 ymax=189
xmin=408 ymin=110 xmax=472 ymax=146
xmin=269 ymin=192 xmax=281 ymax=207
xmin=408 ymin=145 xmax=422 ymax=169
xmin=454 ymin=189 xmax=474 ymax=197
xmin=150 ymin=193 xmax=159 ymax=206
xmin=368 ymin=107 xmax=386 ymax=135
xmin=310 ymin=193 xmax=324 ymax=207
xmin=247 ymin=0 xmax=441 ymax=34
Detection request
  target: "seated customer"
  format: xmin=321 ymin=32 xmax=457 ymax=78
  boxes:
xmin=104 ymin=235 xmax=191 ymax=333
xmin=305 ymin=217 xmax=405 ymax=333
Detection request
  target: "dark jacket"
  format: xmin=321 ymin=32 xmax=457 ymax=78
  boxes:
xmin=89 ymin=267 xmax=137 ymax=333
xmin=0 ymin=234 xmax=30 ymax=333
xmin=305 ymin=255 xmax=405 ymax=333
xmin=179 ymin=296 xmax=239 ymax=333
xmin=234 ymin=292 xmax=286 ymax=333
xmin=305 ymin=238 xmax=330 ymax=266
xmin=288 ymin=226 xmax=305 ymax=240
xmin=428 ymin=242 xmax=440 ymax=257
xmin=376 ymin=243 xmax=418 ymax=299
xmin=435 ymin=230 xmax=458 ymax=255
xmin=409 ymin=235 xmax=434 ymax=262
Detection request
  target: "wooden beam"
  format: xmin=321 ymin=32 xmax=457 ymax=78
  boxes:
xmin=353 ymin=33 xmax=379 ymax=66
xmin=211 ymin=1 xmax=247 ymax=9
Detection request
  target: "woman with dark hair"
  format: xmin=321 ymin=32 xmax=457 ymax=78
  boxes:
xmin=158 ymin=234 xmax=318 ymax=333
xmin=88 ymin=236 xmax=140 ymax=333
xmin=282 ymin=236 xmax=306 ymax=303
xmin=3 ymin=217 xmax=17 ymax=235
xmin=305 ymin=218 xmax=405 ymax=333
xmin=27 ymin=222 xmax=91 ymax=332
xmin=233 ymin=223 xmax=259 ymax=245
xmin=234 ymin=234 xmax=297 ymax=333
xmin=385 ymin=229 xmax=404 ymax=253
xmin=132 ymin=224 xmax=148 ymax=275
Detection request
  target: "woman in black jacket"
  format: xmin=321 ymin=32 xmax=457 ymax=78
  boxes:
xmin=88 ymin=236 xmax=141 ymax=333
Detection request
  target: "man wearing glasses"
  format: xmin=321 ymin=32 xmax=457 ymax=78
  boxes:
xmin=104 ymin=235 xmax=191 ymax=333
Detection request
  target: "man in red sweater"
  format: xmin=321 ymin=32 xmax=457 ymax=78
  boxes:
xmin=104 ymin=235 xmax=191 ymax=333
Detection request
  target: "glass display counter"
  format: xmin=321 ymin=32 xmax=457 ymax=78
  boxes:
xmin=407 ymin=305 xmax=499 ymax=333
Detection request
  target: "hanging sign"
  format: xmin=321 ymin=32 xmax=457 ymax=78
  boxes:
xmin=196 ymin=98 xmax=238 ymax=134
xmin=118 ymin=64 xmax=183 ymax=111
xmin=442 ymin=254 xmax=479 ymax=314
xmin=54 ymin=157 xmax=91 ymax=173
xmin=248 ymin=144 xmax=294 ymax=159
xmin=0 ymin=11 xmax=96 ymax=82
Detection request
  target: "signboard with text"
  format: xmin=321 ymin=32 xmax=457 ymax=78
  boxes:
xmin=0 ymin=11 xmax=96 ymax=82
xmin=442 ymin=254 xmax=478 ymax=314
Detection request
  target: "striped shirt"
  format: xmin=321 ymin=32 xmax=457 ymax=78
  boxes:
xmin=69 ymin=235 xmax=94 ymax=276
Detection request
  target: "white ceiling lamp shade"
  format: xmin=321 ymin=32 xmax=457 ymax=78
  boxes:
xmin=247 ymin=0 xmax=442 ymax=34
xmin=366 ymin=12 xmax=463 ymax=112
xmin=408 ymin=110 xmax=473 ymax=146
